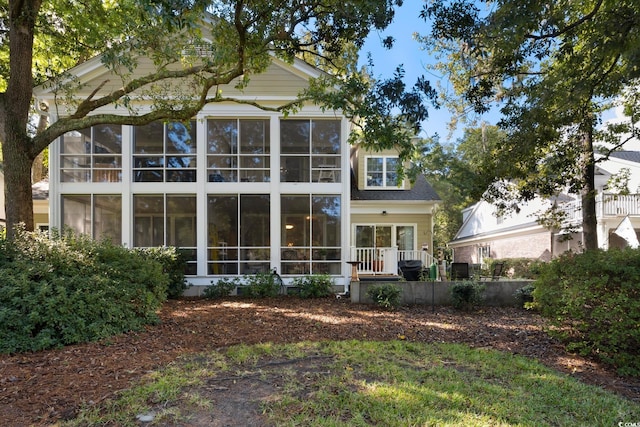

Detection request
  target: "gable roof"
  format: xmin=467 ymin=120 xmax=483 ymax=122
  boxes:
xmin=33 ymin=46 xmax=323 ymax=103
xmin=350 ymin=173 xmax=440 ymax=202
xmin=608 ymin=151 xmax=640 ymax=164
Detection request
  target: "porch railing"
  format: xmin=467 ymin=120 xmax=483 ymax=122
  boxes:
xmin=602 ymin=194 xmax=640 ymax=216
xmin=557 ymin=193 xmax=640 ymax=225
xmin=349 ymin=247 xmax=436 ymax=276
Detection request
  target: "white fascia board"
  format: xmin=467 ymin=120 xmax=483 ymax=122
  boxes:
xmin=448 ymin=223 xmax=546 ymax=247
xmin=451 ymin=201 xmax=484 ymax=240
xmin=33 ymin=55 xmax=108 ymax=98
xmin=595 ymin=152 xmax=640 ymax=168
xmin=351 ymin=200 xmax=439 ymax=215
xmin=271 ymin=55 xmax=324 ymax=80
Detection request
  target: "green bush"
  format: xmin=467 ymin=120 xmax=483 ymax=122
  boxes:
xmin=136 ymin=246 xmax=189 ymax=298
xmin=203 ymin=277 xmax=239 ymax=298
xmin=292 ymin=274 xmax=334 ymax=298
xmin=533 ymin=248 xmax=640 ymax=375
xmin=366 ymin=283 xmax=401 ymax=310
xmin=514 ymin=284 xmax=535 ymax=309
xmin=0 ymin=228 xmax=168 ymax=353
xmin=243 ymin=271 xmax=281 ymax=298
xmin=450 ymin=281 xmax=485 ymax=311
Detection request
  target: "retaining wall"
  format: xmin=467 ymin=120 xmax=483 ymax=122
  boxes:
xmin=350 ymin=280 xmax=534 ymax=307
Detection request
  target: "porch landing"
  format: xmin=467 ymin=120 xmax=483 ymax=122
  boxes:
xmin=358 ymin=274 xmax=401 ymax=282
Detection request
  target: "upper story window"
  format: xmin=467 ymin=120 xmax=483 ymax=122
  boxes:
xmin=280 ymin=119 xmax=341 ymax=183
xmin=60 ymin=124 xmax=122 ymax=183
xmin=133 ymin=120 xmax=196 ymax=182
xmin=207 ymin=119 xmax=270 ymax=182
xmin=365 ymin=156 xmax=403 ymax=189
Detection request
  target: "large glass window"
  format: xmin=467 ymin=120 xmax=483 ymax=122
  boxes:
xmin=365 ymin=156 xmax=402 ymax=188
xmin=133 ymin=121 xmax=196 ymax=182
xmin=60 ymin=124 xmax=122 ymax=182
xmin=354 ymin=224 xmax=415 ymax=273
xmin=281 ymin=195 xmax=341 ymax=275
xmin=396 ymin=226 xmax=415 ymax=251
xmin=281 ymin=119 xmax=341 ymax=183
xmin=61 ymin=194 xmax=122 ymax=244
xmin=207 ymin=194 xmax=270 ymax=274
xmin=207 ymin=119 xmax=270 ymax=182
xmin=133 ymin=194 xmax=197 ymax=274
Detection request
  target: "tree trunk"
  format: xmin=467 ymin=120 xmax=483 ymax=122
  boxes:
xmin=580 ymin=126 xmax=599 ymax=251
xmin=2 ymin=136 xmax=36 ymax=234
xmin=3 ymin=0 xmax=43 ymax=238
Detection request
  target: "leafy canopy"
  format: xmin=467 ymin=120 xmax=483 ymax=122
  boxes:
xmin=419 ymin=0 xmax=640 ymax=197
xmin=2 ymin=0 xmax=437 ymax=235
xmin=419 ymin=0 xmax=640 ymax=248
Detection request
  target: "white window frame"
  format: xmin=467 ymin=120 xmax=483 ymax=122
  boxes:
xmin=364 ymin=155 xmax=404 ymax=189
xmin=478 ymin=245 xmax=491 ymax=267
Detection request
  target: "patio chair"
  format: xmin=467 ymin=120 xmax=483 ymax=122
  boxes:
xmin=450 ymin=262 xmax=470 ymax=280
xmin=480 ymin=262 xmax=505 ymax=281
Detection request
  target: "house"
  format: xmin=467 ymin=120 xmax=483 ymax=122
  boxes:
xmin=449 ymin=151 xmax=640 ymax=265
xmin=32 ymin=52 xmax=440 ymax=292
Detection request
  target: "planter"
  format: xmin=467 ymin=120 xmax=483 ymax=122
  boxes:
xmin=372 ymin=260 xmax=384 ymax=272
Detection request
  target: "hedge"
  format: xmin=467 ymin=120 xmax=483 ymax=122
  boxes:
xmin=533 ymin=248 xmax=640 ymax=375
xmin=0 ymin=228 xmax=169 ymax=353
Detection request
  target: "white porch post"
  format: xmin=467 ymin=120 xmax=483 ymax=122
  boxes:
xmin=382 ymin=247 xmax=398 ymax=275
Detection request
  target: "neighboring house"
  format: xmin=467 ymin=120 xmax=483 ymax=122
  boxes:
xmin=32 ymin=179 xmax=50 ymax=231
xmin=0 ymin=170 xmax=49 ymax=230
xmin=449 ymin=151 xmax=640 ymax=265
xmin=33 ymin=53 xmax=440 ymax=291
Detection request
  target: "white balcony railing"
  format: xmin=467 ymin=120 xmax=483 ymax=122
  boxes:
xmin=349 ymin=247 xmax=436 ymax=275
xmin=557 ymin=193 xmax=640 ymax=224
xmin=602 ymin=194 xmax=640 ymax=216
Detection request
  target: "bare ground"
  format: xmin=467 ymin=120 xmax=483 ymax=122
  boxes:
xmin=1 ymin=297 xmax=639 ymax=426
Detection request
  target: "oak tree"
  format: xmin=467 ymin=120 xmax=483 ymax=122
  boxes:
xmin=421 ymin=0 xmax=640 ymax=250
xmin=1 ymin=0 xmax=434 ymax=237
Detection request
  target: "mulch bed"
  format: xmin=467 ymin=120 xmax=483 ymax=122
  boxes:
xmin=1 ymin=297 xmax=639 ymax=425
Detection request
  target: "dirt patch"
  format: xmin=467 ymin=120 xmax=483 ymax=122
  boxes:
xmin=1 ymin=297 xmax=638 ymax=426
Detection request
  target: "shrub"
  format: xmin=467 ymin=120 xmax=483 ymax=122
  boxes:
xmin=533 ymin=248 xmax=640 ymax=375
xmin=450 ymin=281 xmax=485 ymax=311
xmin=243 ymin=271 xmax=281 ymax=298
xmin=292 ymin=274 xmax=335 ymax=298
xmin=203 ymin=277 xmax=239 ymax=298
xmin=137 ymin=246 xmax=189 ymax=299
xmin=367 ymin=283 xmax=401 ymax=310
xmin=514 ymin=284 xmax=535 ymax=309
xmin=0 ymin=227 xmax=168 ymax=353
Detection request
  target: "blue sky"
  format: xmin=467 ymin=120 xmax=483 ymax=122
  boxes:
xmin=360 ymin=1 xmax=497 ymax=143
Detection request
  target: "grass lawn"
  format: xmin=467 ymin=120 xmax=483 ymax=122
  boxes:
xmin=66 ymin=340 xmax=640 ymax=426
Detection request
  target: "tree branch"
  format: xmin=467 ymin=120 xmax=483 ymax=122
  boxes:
xmin=526 ymin=0 xmax=604 ymax=40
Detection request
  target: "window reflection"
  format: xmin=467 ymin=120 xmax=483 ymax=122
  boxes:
xmin=207 ymin=119 xmax=270 ymax=182
xmin=366 ymin=156 xmax=402 ymax=188
xmin=60 ymin=125 xmax=122 ymax=183
xmin=281 ymin=119 xmax=341 ymax=183
xmin=133 ymin=121 xmax=197 ymax=182
xmin=281 ymin=194 xmax=341 ymax=275
xmin=61 ymin=194 xmax=122 ymax=245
